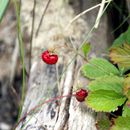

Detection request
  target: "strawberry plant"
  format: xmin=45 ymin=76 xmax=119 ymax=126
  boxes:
xmin=81 ymin=26 xmax=130 ymax=130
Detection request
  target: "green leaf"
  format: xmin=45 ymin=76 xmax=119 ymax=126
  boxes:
xmin=82 ymin=42 xmax=91 ymax=57
xmin=81 ymin=58 xmax=120 ymax=79
xmin=110 ymin=43 xmax=130 ymax=69
xmin=123 ymin=105 xmax=130 ymax=117
xmin=110 ymin=116 xmax=130 ymax=130
xmin=0 ymin=0 xmax=9 ymax=22
xmin=86 ymin=90 xmax=126 ymax=112
xmin=88 ymin=76 xmax=124 ymax=94
xmin=112 ymin=26 xmax=130 ymax=47
xmin=123 ymin=77 xmax=130 ymax=98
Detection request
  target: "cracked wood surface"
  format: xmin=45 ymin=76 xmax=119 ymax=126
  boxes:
xmin=16 ymin=0 xmax=113 ymax=130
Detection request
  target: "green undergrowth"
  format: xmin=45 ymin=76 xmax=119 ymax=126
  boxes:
xmin=81 ymin=26 xmax=130 ymax=130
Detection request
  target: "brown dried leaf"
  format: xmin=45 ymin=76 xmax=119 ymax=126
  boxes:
xmin=110 ymin=43 xmax=130 ymax=68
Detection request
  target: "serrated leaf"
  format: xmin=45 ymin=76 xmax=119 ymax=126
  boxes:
xmin=124 ymin=77 xmax=130 ymax=98
xmin=86 ymin=90 xmax=126 ymax=112
xmin=81 ymin=58 xmax=120 ymax=79
xmin=88 ymin=76 xmax=124 ymax=94
xmin=110 ymin=43 xmax=130 ymax=69
xmin=82 ymin=42 xmax=91 ymax=57
xmin=123 ymin=104 xmax=130 ymax=117
xmin=110 ymin=116 xmax=130 ymax=130
xmin=0 ymin=0 xmax=9 ymax=22
xmin=112 ymin=26 xmax=130 ymax=47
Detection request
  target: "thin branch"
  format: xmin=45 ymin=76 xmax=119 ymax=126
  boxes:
xmin=35 ymin=0 xmax=51 ymax=37
xmin=94 ymin=0 xmax=106 ymax=28
xmin=95 ymin=0 xmax=112 ymax=29
xmin=94 ymin=0 xmax=112 ymax=28
xmin=112 ymin=13 xmax=130 ymax=34
xmin=29 ymin=0 xmax=36 ymax=74
xmin=78 ymin=0 xmax=112 ymax=49
xmin=65 ymin=1 xmax=109 ymax=30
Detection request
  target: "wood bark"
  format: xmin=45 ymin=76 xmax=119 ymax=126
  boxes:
xmin=16 ymin=0 xmax=113 ymax=130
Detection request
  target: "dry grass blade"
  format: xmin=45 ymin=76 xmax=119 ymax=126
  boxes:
xmin=29 ymin=0 xmax=36 ymax=73
xmin=35 ymin=0 xmax=51 ymax=37
xmin=66 ymin=0 xmax=111 ymax=30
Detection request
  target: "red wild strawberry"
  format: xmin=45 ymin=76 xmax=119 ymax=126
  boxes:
xmin=41 ymin=50 xmax=58 ymax=64
xmin=75 ymin=89 xmax=88 ymax=102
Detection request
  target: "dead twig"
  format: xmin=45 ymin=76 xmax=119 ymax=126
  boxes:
xmin=35 ymin=0 xmax=51 ymax=37
xmin=29 ymin=0 xmax=36 ymax=74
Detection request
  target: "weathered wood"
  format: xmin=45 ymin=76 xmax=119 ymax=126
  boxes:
xmin=16 ymin=0 xmax=113 ymax=130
